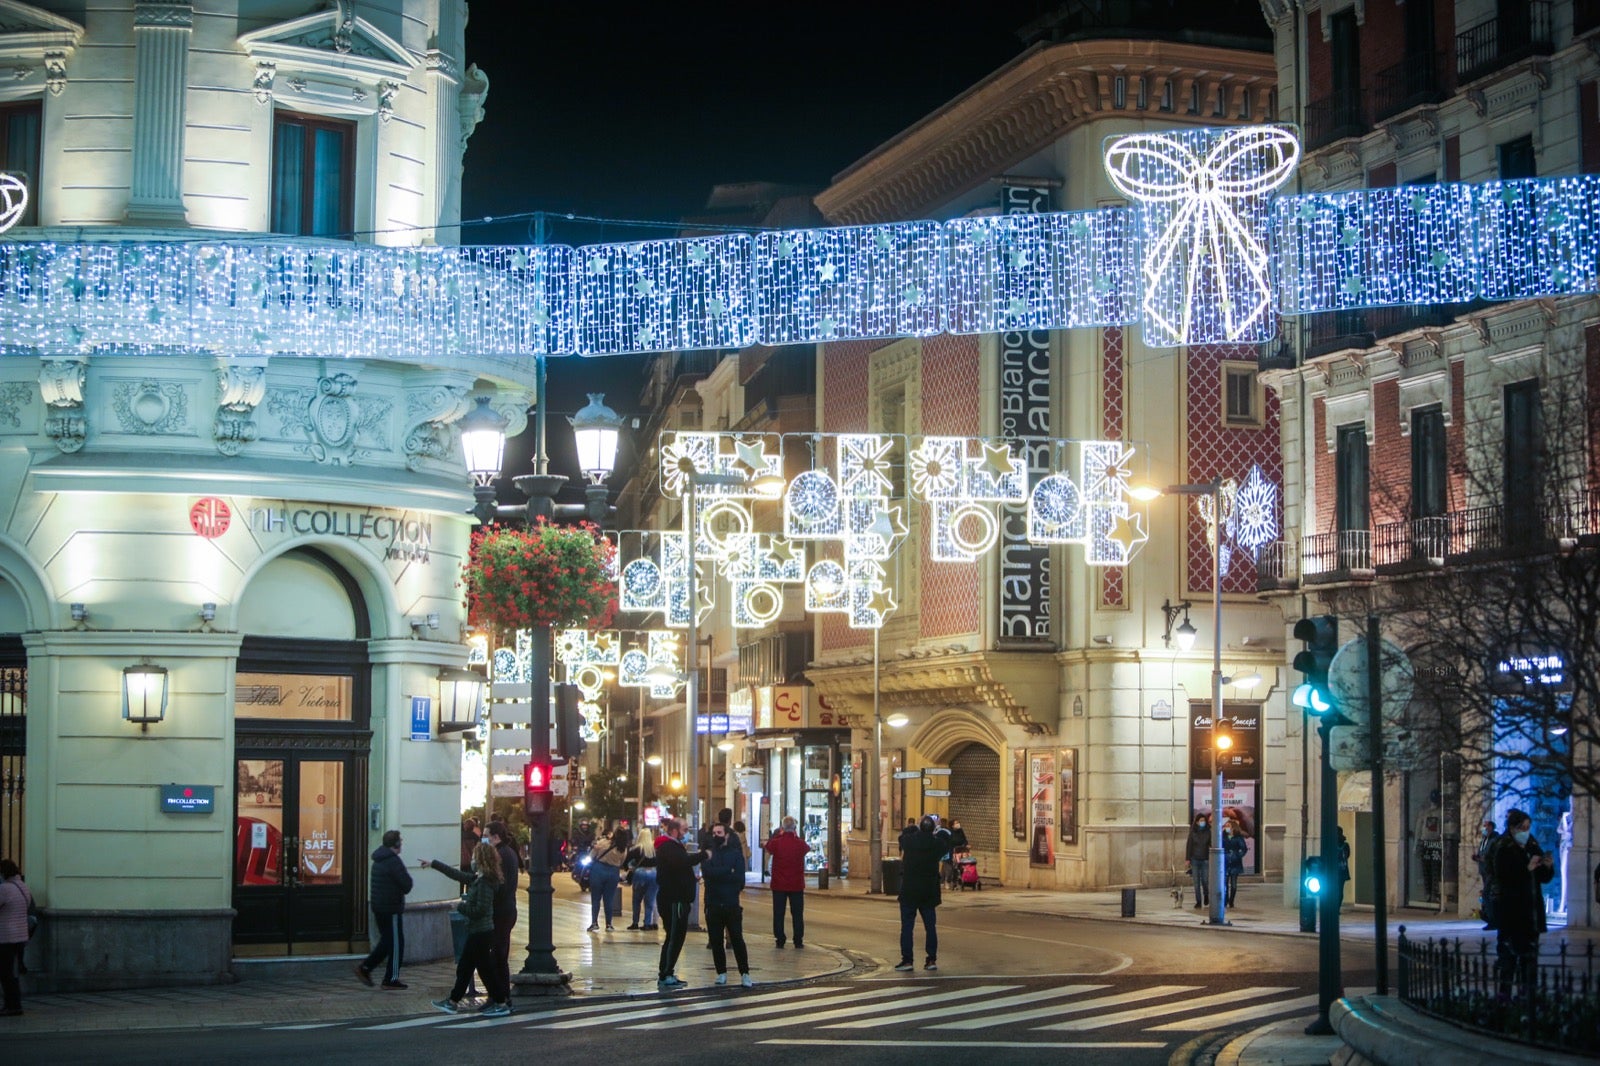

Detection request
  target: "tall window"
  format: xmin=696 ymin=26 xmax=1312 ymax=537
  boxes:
xmin=1503 ymin=379 xmax=1542 ymax=537
xmin=0 ymin=101 xmax=41 ymax=227
xmin=1410 ymin=405 xmax=1447 ymax=519
xmin=272 ymin=111 xmax=354 ymax=237
xmin=1331 ymin=10 xmax=1361 ymax=104
xmin=1336 ymin=423 xmax=1370 ymax=533
xmin=1498 ymin=135 xmax=1537 ymax=180
xmin=1221 ymin=362 xmax=1262 ymax=427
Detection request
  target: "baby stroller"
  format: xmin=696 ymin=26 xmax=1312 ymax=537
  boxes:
xmin=954 ymin=849 xmax=981 ymax=891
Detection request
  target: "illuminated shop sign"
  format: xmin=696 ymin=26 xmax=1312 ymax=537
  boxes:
xmin=247 ymin=504 xmax=433 ymax=563
xmin=1492 ymin=648 xmax=1570 ymax=694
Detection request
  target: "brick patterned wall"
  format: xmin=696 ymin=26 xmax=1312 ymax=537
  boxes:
xmin=821 ymin=339 xmax=885 ymax=654
xmin=918 ymin=333 xmax=981 ymax=639
xmin=949 ymin=742 xmax=1000 ymax=852
xmin=1588 ymin=327 xmax=1600 ymax=490
xmin=1361 ymin=0 xmax=1406 ymax=92
xmin=1314 ymin=397 xmax=1334 ymax=535
xmin=1370 ymin=379 xmax=1406 ymax=526
xmin=1450 ymin=362 xmax=1468 ymax=507
xmin=1184 ymin=344 xmax=1283 ymax=595
xmin=1100 ymin=327 xmax=1127 ymax=608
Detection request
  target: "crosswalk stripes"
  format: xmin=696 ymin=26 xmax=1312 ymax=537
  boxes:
xmin=618 ymin=984 xmax=918 ymax=1030
xmin=1037 ymin=986 xmax=1295 ymax=1032
xmin=724 ymin=984 xmax=1020 ymax=1031
xmin=926 ymin=984 xmax=1202 ymax=1030
xmin=818 ymin=983 xmax=1109 ymax=1029
xmin=1147 ymin=993 xmax=1320 ymax=1032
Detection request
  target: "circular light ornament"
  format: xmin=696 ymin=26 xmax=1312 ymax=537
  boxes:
xmin=572 ymin=663 xmax=605 ymax=699
xmin=0 ymin=173 xmax=27 ymax=235
xmin=947 ymin=502 xmax=998 ymax=556
xmin=740 ymin=582 xmax=783 ymax=626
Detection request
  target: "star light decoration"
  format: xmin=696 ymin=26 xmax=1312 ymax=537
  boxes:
xmin=4 ymin=128 xmax=1598 ymax=358
xmin=1026 ymin=440 xmax=1149 ymax=565
xmin=906 ymin=436 xmax=1027 ymax=561
xmin=783 ymin=433 xmax=904 ymax=629
xmin=555 ymin=628 xmax=618 ymax=742
xmin=618 ymin=630 xmax=683 ymax=699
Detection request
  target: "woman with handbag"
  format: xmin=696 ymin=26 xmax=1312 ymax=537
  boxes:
xmin=587 ymin=828 xmax=627 ymax=932
xmin=428 ymin=842 xmax=510 ymax=1016
xmin=0 ymin=857 xmax=32 ymax=1016
xmin=625 ymin=832 xmax=659 ymax=930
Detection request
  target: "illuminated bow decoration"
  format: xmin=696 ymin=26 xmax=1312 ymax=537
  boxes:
xmin=1105 ymin=125 xmax=1299 ymax=345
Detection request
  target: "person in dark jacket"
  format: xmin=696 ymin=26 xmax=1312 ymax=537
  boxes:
xmin=1184 ymin=813 xmax=1212 ymax=909
xmin=486 ymin=822 xmax=520 ymax=1000
xmin=702 ymin=822 xmax=753 ymax=987
xmin=763 ymin=816 xmax=810 ymax=948
xmin=429 ymin=842 xmax=510 ymax=1016
xmin=1222 ymin=819 xmax=1248 ymax=906
xmin=897 ymin=818 xmax=919 ymax=853
xmin=356 ymin=830 xmax=414 ymax=989
xmin=896 ymin=816 xmax=943 ymax=971
xmin=1494 ymin=808 xmax=1555 ymax=997
xmin=654 ymin=818 xmax=705 ymax=991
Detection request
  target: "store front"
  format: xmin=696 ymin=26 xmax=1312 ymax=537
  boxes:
xmin=745 ymin=685 xmax=851 ymax=878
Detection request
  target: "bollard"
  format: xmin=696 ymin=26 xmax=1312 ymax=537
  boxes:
xmin=1121 ymin=887 xmax=1137 ymax=917
xmin=817 ymin=863 xmax=829 ymax=890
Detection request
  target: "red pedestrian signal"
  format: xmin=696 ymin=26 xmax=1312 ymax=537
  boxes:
xmin=524 ymin=760 xmax=553 ymax=816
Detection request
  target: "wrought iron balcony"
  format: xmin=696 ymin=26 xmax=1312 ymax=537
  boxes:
xmin=1374 ymin=515 xmax=1450 ymax=570
xmin=1304 ymin=92 xmax=1367 ymax=152
xmin=1256 ymin=540 xmax=1298 ymax=592
xmin=1372 ymin=52 xmax=1448 ymax=122
xmin=1301 ymin=529 xmax=1373 ymax=584
xmin=1456 ymin=2 xmax=1552 ymax=83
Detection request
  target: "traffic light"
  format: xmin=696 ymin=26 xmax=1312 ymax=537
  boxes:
xmin=554 ymin=682 xmax=585 ymax=760
xmin=1292 ymin=615 xmax=1338 ymax=715
xmin=1300 ymin=856 xmax=1322 ymax=932
xmin=523 ymin=759 xmax=553 ymax=817
xmin=1214 ymin=719 xmax=1234 ymax=753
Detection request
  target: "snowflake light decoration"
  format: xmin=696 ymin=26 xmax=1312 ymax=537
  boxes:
xmin=1228 ymin=465 xmax=1280 ymax=559
xmin=1027 ymin=440 xmax=1148 ymax=565
xmin=906 ymin=436 xmax=1026 ymax=562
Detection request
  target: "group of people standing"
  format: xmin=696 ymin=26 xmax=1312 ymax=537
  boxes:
xmin=1184 ymin=812 xmax=1252 ymax=909
xmin=1475 ymin=808 xmax=1557 ymax=996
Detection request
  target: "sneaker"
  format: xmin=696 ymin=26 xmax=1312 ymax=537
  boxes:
xmin=626 ymin=923 xmax=640 ymax=930
xmin=480 ymin=1002 xmax=511 ymax=1018
xmin=741 ymin=974 xmax=754 ymax=989
xmin=775 ymin=939 xmax=785 ymax=949
xmin=353 ymin=965 xmax=373 ymax=987
xmin=893 ymin=960 xmax=914 ymax=971
xmin=381 ymin=980 xmax=408 ymax=990
xmin=606 ymin=924 xmax=615 ymax=931
xmin=924 ymin=959 xmax=938 ymax=971
xmin=642 ymin=924 xmax=658 ymax=930
xmin=587 ymin=924 xmax=599 ymax=932
xmin=795 ymin=941 xmax=804 ymax=949
xmin=666 ymin=976 xmax=687 ymax=988
xmin=714 ymin=973 xmax=728 ymax=986
xmin=430 ymin=998 xmax=458 ymax=1014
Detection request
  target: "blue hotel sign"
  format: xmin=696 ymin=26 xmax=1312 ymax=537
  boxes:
xmin=160 ymin=785 xmax=215 ymax=814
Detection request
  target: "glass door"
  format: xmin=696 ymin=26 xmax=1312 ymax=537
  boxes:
xmin=233 ymin=753 xmax=355 ymax=951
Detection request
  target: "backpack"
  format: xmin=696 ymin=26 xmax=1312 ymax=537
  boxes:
xmin=1482 ymin=834 xmax=1506 ymax=898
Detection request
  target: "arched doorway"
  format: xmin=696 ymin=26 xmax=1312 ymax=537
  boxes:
xmin=948 ymin=743 xmax=1000 ymax=853
xmin=232 ymin=548 xmax=372 ymax=955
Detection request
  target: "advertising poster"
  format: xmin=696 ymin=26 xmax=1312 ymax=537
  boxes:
xmin=1012 ymin=749 xmax=1027 ymax=840
xmin=1191 ymin=778 xmax=1259 ymax=876
xmin=1029 ymin=751 xmax=1056 ymax=866
xmin=1189 ymin=701 xmax=1262 ymax=874
xmin=1058 ymin=748 xmax=1078 ymax=845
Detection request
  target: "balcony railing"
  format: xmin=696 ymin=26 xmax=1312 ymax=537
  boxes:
xmin=1304 ymin=92 xmax=1367 ymax=152
xmin=1398 ymin=927 xmax=1599 ymax=1057
xmin=1457 ymin=2 xmax=1553 ymax=83
xmin=1304 ymin=309 xmax=1374 ymax=358
xmin=1373 ymin=52 xmax=1448 ymax=121
xmin=1374 ymin=515 xmax=1450 ymax=568
xmin=1301 ymin=528 xmax=1372 ymax=582
xmin=1257 ymin=540 xmax=1298 ymax=590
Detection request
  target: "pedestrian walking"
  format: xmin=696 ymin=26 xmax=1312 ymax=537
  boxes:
xmin=429 ymin=842 xmax=511 ymax=1016
xmin=587 ymin=828 xmax=627 ymax=931
xmin=1223 ymin=819 xmax=1248 ymax=906
xmin=763 ymin=816 xmax=810 ymax=948
xmin=1185 ymin=813 xmax=1211 ymax=909
xmin=1493 ymin=808 xmax=1555 ymax=998
xmin=1474 ymin=817 xmax=1500 ymax=929
xmin=1335 ymin=826 xmax=1352 ymax=909
xmin=624 ymin=832 xmax=659 ymax=930
xmin=895 ymin=816 xmax=943 ymax=972
xmin=485 ymin=821 xmax=520 ymax=999
xmin=654 ymin=818 xmax=705 ymax=991
xmin=354 ymin=830 xmax=413 ymax=989
xmin=703 ymin=822 xmax=753 ymax=987
xmin=0 ymin=858 xmax=33 ymax=1016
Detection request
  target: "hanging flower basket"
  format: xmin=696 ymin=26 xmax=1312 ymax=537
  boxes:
xmin=463 ymin=520 xmax=618 ymax=632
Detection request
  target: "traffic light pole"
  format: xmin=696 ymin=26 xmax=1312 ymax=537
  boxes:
xmin=1307 ymin=713 xmax=1342 ymax=1034
xmin=1365 ymin=614 xmax=1389 ymax=995
xmin=514 ymin=622 xmax=566 ymax=991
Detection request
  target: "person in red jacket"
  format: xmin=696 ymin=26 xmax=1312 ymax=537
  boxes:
xmin=762 ymin=816 xmax=810 ymax=949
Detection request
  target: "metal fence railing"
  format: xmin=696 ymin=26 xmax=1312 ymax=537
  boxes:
xmin=1398 ymin=926 xmax=1599 ymax=1056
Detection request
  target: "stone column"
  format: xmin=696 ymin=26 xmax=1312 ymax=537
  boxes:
xmin=125 ymin=1 xmax=192 ymax=225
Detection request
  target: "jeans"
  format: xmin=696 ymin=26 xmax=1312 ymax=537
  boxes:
xmin=658 ymin=899 xmax=691 ymax=980
xmin=449 ymin=929 xmax=508 ymax=1004
xmin=772 ymin=890 xmax=805 ymax=945
xmin=706 ymin=902 xmax=750 ymax=975
xmin=899 ymin=899 xmax=938 ymax=962
xmin=1496 ymin=933 xmax=1540 ymax=998
xmin=492 ymin=910 xmax=515 ymax=996
xmin=631 ymin=867 xmax=659 ymax=926
xmin=589 ymin=863 xmax=621 ymax=926
xmin=361 ymin=910 xmax=404 ymax=982
xmin=1225 ymin=869 xmax=1240 ymax=906
xmin=1190 ymin=862 xmax=1209 ymax=906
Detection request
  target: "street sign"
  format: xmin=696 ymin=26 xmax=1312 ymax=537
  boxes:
xmin=893 ymin=771 xmax=922 ymax=780
xmin=1327 ymin=725 xmax=1371 ymax=773
xmin=923 ymin=767 xmax=951 ymax=776
xmin=924 ymin=788 xmax=952 ymax=797
xmin=1328 ymin=637 xmax=1413 ymax=728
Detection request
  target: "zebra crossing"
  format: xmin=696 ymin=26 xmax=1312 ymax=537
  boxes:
xmin=274 ymin=977 xmax=1327 ymax=1043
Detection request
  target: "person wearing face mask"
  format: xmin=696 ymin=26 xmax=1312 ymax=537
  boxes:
xmin=1222 ymin=819 xmax=1248 ymax=907
xmin=1493 ymin=808 xmax=1555 ymax=998
xmin=653 ymin=818 xmax=706 ymax=991
xmin=702 ymin=822 xmax=753 ymax=987
xmin=1185 ymin=813 xmax=1212 ymax=910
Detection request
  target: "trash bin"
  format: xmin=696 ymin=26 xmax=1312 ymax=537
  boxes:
xmin=1120 ymin=887 xmax=1137 ymax=917
xmin=881 ymin=857 xmax=903 ymax=896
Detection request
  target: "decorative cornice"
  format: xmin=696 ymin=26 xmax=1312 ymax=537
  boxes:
xmin=815 ymin=39 xmax=1275 ymax=225
xmin=807 ymin=649 xmax=1056 ymax=735
xmin=133 ymin=2 xmax=193 ymax=30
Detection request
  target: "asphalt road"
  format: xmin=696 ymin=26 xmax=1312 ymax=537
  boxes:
xmin=8 ymin=892 xmax=1357 ymax=1066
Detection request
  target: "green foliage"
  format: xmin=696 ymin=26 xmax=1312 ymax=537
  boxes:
xmin=463 ymin=520 xmax=617 ymax=631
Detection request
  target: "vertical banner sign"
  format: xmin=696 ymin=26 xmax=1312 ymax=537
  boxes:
xmin=1058 ymin=748 xmax=1078 ymax=845
xmin=1029 ymin=751 xmax=1056 ymax=866
xmin=998 ymin=184 xmax=1052 ymax=641
xmin=1011 ymin=749 xmax=1027 ymax=840
xmin=410 ymin=696 xmax=431 ymax=741
xmin=1188 ymin=701 xmax=1262 ymax=874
